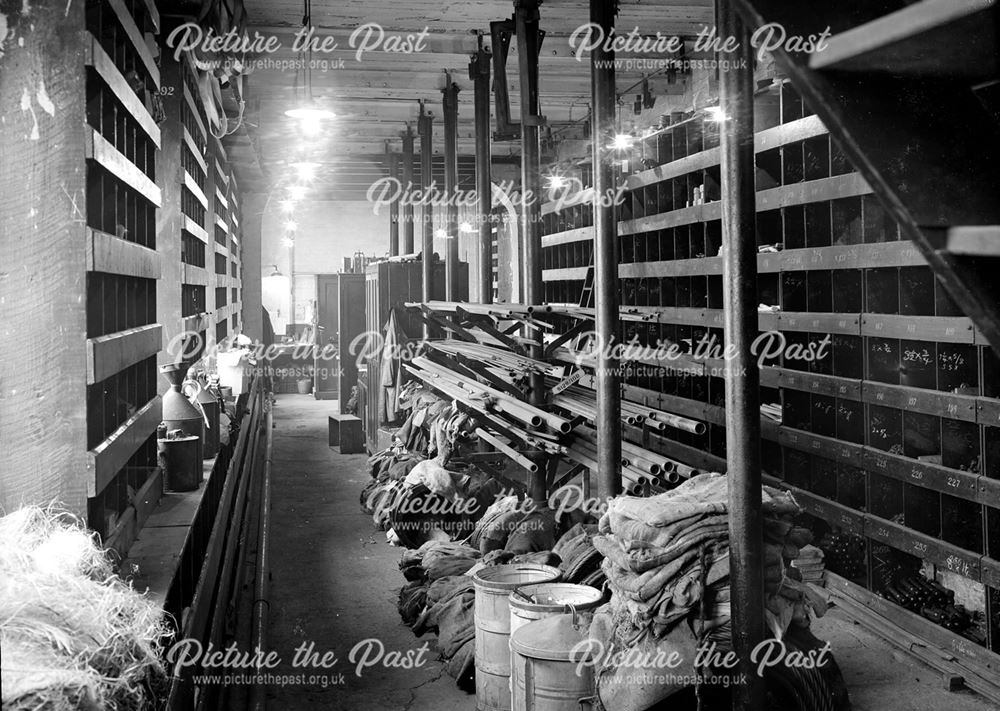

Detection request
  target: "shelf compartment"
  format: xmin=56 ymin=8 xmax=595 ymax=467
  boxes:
xmin=87 ymin=395 xmax=161 ymax=498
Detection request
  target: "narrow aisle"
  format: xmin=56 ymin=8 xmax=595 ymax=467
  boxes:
xmin=265 ymin=394 xmax=471 ymax=710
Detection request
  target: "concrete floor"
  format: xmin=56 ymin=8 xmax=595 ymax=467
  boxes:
xmin=265 ymin=394 xmax=997 ymax=711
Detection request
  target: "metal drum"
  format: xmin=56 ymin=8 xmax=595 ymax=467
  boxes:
xmin=510 ymin=614 xmax=597 ymax=711
xmin=158 ymin=435 xmax=201 ymax=491
xmin=472 ymin=564 xmax=562 ymax=711
xmin=508 ymin=583 xmax=603 ymax=636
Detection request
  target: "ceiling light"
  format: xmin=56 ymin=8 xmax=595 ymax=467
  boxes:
xmin=281 ymin=236 xmax=295 ymax=248
xmin=459 ymin=221 xmax=474 ymax=233
xmin=285 ymin=220 xmax=298 ymax=232
xmin=545 ymin=175 xmax=568 ymax=189
xmin=285 ymin=107 xmax=337 ymax=121
xmin=704 ymin=106 xmax=727 ymax=122
xmin=610 ymin=134 xmax=634 ymax=151
xmin=434 ymin=228 xmax=449 ymax=239
xmin=288 ymin=185 xmax=307 ymax=200
xmin=280 ymin=199 xmax=296 ymax=213
xmin=292 ymin=161 xmax=320 ymax=181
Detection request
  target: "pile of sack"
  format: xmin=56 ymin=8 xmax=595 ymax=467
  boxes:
xmin=592 ymin=472 xmax=825 ymax=648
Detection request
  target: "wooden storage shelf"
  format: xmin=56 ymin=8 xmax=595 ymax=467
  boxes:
xmin=87 ymin=228 xmax=161 ymax=279
xmin=87 ymin=396 xmax=162 ymax=498
xmin=86 ymin=323 xmax=162 ymax=384
xmin=84 ymin=34 xmax=160 ymax=149
xmin=86 ymin=128 xmax=162 ymax=208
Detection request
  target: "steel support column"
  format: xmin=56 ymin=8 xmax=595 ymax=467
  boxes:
xmin=387 ymin=149 xmax=400 ymax=257
xmin=401 ymin=125 xmax=416 ymax=254
xmin=590 ymin=0 xmax=622 ymax=499
xmin=514 ymin=0 xmax=545 ymax=505
xmin=718 ymin=0 xmax=764 ymax=708
xmin=418 ymin=104 xmax=434 ymax=337
xmin=470 ymin=39 xmax=493 ymax=304
xmin=443 ymin=79 xmax=461 ymax=301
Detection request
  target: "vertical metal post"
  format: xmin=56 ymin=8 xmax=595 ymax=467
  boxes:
xmin=718 ymin=0 xmax=764 ymax=708
xmin=470 ymin=38 xmax=493 ymax=304
xmin=401 ymin=126 xmax=415 ymax=254
xmin=590 ymin=0 xmax=622 ymax=499
xmin=443 ymin=78 xmax=461 ymax=301
xmin=514 ymin=0 xmax=545 ymax=504
xmin=418 ymin=104 xmax=434 ymax=337
xmin=387 ymin=148 xmax=400 ymax=257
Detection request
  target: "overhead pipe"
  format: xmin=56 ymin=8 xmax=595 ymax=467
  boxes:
xmin=442 ymin=77 xmax=461 ymax=301
xmin=401 ymin=125 xmax=416 ymax=254
xmin=718 ymin=0 xmax=765 ymax=708
xmin=589 ymin=0 xmax=622 ymax=499
xmin=470 ymin=37 xmax=494 ymax=304
xmin=418 ymin=103 xmax=435 ymax=338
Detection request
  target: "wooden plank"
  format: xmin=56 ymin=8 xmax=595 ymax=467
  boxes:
xmin=87 ymin=228 xmax=161 ymax=279
xmin=768 ymin=480 xmax=866 ymax=534
xmin=862 ymin=447 xmax=981 ymax=502
xmin=183 ymin=83 xmax=207 ymax=140
xmin=865 ymin=514 xmax=982 ymax=580
xmin=778 ymin=425 xmax=865 ymax=466
xmin=625 ymin=115 xmax=828 ymax=191
xmin=106 ymin=0 xmax=160 ymax=88
xmin=182 ymin=127 xmax=207 ymax=174
xmin=777 ymin=368 xmax=862 ymax=400
xmin=619 ymin=256 xmax=724 ymax=279
xmin=944 ymin=226 xmax=1000 ymax=256
xmin=541 ymin=226 xmax=593 ymax=247
xmin=183 ymin=216 xmax=208 ymax=243
xmin=86 ymin=128 xmax=162 ymax=207
xmin=84 ymin=34 xmax=160 ymax=147
xmin=826 ymin=573 xmax=1000 ymax=676
xmin=779 ymin=311 xmax=861 ymax=335
xmin=861 ymin=381 xmax=978 ymax=422
xmin=214 ymin=241 xmax=229 ymax=256
xmin=982 ymin=557 xmax=1000 ymax=590
xmin=756 ymin=172 xmax=872 ymax=210
xmin=861 ymin=314 xmax=976 ymax=342
xmin=808 ymin=0 xmax=998 ymax=79
xmin=87 ymin=396 xmax=162 ymax=497
xmin=542 ymin=266 xmax=588 ymax=281
xmin=184 ymin=170 xmax=208 ymax=209
xmin=214 ymin=214 xmax=228 ymax=233
xmin=215 ymin=187 xmax=230 ymax=211
xmin=977 ymin=397 xmax=1000 ymax=427
xmin=182 ymin=264 xmax=210 ymax=286
xmin=86 ymin=323 xmax=162 ymax=384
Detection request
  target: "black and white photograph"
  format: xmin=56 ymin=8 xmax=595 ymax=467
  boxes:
xmin=1 ymin=0 xmax=999 ymax=709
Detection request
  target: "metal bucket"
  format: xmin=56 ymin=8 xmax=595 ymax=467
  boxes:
xmin=473 ymin=564 xmax=562 ymax=711
xmin=158 ymin=435 xmax=202 ymax=491
xmin=510 ymin=614 xmax=597 ymax=711
xmin=509 ymin=583 xmax=604 ymax=636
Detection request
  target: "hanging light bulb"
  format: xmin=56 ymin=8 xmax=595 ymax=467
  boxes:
xmin=459 ymin=221 xmax=474 ymax=233
xmin=704 ymin=106 xmax=727 ymax=123
xmin=545 ymin=174 xmax=568 ymax=189
xmin=285 ymin=220 xmax=298 ymax=232
xmin=285 ymin=107 xmax=336 ymax=137
xmin=282 ymin=235 xmax=295 ymax=248
xmin=288 ymin=184 xmax=307 ymax=200
xmin=610 ymin=133 xmax=634 ymax=151
xmin=292 ymin=161 xmax=320 ymax=181
xmin=434 ymin=228 xmax=449 ymax=239
xmin=280 ymin=199 xmax=296 ymax=213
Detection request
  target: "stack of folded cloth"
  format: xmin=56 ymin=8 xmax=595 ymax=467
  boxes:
xmin=593 ymin=472 xmax=826 ymax=647
xmin=552 ymin=522 xmax=605 ymax=588
xmin=791 ymin=544 xmax=826 ymax=586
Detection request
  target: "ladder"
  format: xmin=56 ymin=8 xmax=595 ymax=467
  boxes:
xmin=579 ymin=261 xmax=595 ymax=308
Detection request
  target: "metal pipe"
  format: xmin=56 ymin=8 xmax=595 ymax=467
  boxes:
xmin=388 ymin=150 xmax=400 ymax=257
xmin=443 ymin=79 xmax=461 ymax=301
xmin=590 ymin=0 xmax=622 ymax=499
xmin=419 ymin=104 xmax=434 ymax=338
xmin=476 ymin=428 xmax=538 ymax=472
xmin=718 ymin=0 xmax=765 ymax=708
xmin=470 ymin=39 xmax=493 ymax=304
xmin=249 ymin=403 xmax=274 ymax=711
xmin=401 ymin=125 xmax=415 ymax=254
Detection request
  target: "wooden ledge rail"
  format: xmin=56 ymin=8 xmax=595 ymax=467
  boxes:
xmin=86 ymin=323 xmax=162 ymax=384
xmin=87 ymin=395 xmax=161 ymax=497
